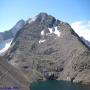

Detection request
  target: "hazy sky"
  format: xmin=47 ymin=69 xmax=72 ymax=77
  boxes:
xmin=0 ymin=0 xmax=90 ymax=32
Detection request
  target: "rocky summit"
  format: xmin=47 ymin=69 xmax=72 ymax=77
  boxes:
xmin=3 ymin=13 xmax=90 ymax=88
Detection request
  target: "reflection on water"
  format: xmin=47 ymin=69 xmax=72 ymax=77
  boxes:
xmin=31 ymin=80 xmax=90 ymax=90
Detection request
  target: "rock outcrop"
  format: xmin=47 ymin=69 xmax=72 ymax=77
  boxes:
xmin=4 ymin=13 xmax=90 ymax=85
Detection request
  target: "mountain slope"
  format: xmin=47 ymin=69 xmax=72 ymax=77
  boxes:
xmin=0 ymin=57 xmax=30 ymax=90
xmin=5 ymin=13 xmax=90 ymax=85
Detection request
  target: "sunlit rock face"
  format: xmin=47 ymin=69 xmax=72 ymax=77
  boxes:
xmin=4 ymin=13 xmax=90 ymax=85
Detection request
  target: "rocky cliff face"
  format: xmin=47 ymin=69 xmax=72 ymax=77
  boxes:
xmin=5 ymin=13 xmax=90 ymax=85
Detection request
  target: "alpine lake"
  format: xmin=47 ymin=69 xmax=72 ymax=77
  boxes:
xmin=30 ymin=80 xmax=90 ymax=90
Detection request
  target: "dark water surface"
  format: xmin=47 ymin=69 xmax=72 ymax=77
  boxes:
xmin=31 ymin=80 xmax=90 ymax=90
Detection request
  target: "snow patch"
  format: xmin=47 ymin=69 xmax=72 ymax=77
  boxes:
xmin=54 ymin=27 xmax=61 ymax=37
xmin=48 ymin=28 xmax=53 ymax=33
xmin=39 ymin=39 xmax=46 ymax=44
xmin=41 ymin=30 xmax=44 ymax=36
xmin=39 ymin=27 xmax=61 ymax=44
xmin=48 ymin=27 xmax=61 ymax=37
xmin=0 ymin=38 xmax=13 ymax=54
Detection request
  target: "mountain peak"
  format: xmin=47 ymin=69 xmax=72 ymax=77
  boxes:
xmin=11 ymin=19 xmax=25 ymax=36
xmin=16 ymin=19 xmax=25 ymax=24
xmin=34 ymin=12 xmax=60 ymax=28
xmin=3 ymin=13 xmax=90 ymax=85
xmin=38 ymin=12 xmax=48 ymax=16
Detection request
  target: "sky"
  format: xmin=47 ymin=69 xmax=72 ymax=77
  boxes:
xmin=0 ymin=0 xmax=90 ymax=40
